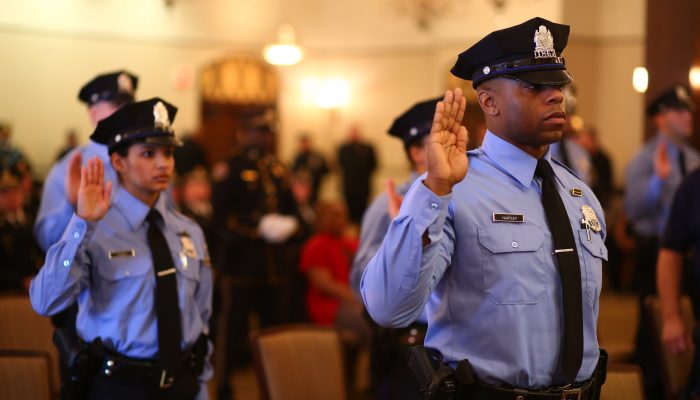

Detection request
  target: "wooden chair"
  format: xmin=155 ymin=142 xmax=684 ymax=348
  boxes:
xmin=250 ymin=324 xmax=347 ymax=400
xmin=0 ymin=294 xmax=60 ymax=396
xmin=600 ymin=363 xmax=645 ymax=400
xmin=644 ymin=295 xmax=696 ymax=399
xmin=0 ymin=350 xmax=52 ymax=400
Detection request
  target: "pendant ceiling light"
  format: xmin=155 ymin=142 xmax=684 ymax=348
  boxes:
xmin=263 ymin=24 xmax=304 ymax=66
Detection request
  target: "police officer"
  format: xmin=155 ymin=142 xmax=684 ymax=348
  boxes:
xmin=361 ymin=17 xmax=607 ymax=398
xmin=0 ymin=161 xmax=42 ymax=292
xmin=34 ymin=70 xmax=138 ymax=252
xmin=211 ymin=119 xmax=300 ymax=400
xmin=29 ymin=98 xmax=213 ymax=400
xmin=624 ymin=85 xmax=698 ymax=398
xmin=350 ymin=97 xmax=437 ymax=400
xmin=657 ymin=166 xmax=700 ymax=398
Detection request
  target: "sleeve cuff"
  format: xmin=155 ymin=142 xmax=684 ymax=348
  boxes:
xmin=398 ymin=180 xmax=452 ymax=236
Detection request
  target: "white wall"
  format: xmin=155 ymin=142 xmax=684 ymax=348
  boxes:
xmin=0 ymin=0 xmax=644 ymax=197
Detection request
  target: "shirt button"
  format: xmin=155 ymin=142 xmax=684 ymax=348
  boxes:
xmin=430 ymin=202 xmax=438 ymax=209
xmin=511 ymin=241 xmax=518 ymax=248
xmin=63 ymin=259 xmax=70 ymax=267
xmin=73 ymin=232 xmax=80 ymax=239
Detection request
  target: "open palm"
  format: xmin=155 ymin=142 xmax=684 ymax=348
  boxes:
xmin=76 ymin=156 xmax=112 ymax=222
xmin=425 ymin=89 xmax=469 ymax=195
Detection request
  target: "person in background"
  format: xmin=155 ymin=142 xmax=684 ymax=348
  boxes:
xmin=300 ymin=200 xmax=371 ymax=395
xmin=35 ymin=70 xmax=138 ymax=252
xmin=292 ymin=134 xmax=328 ymax=205
xmin=338 ymin=126 xmax=377 ymax=224
xmin=625 ymin=85 xmax=698 ymax=399
xmin=0 ymin=161 xmax=42 ymax=293
xmin=211 ymin=119 xmax=300 ymax=400
xmin=572 ymin=124 xmax=614 ymax=210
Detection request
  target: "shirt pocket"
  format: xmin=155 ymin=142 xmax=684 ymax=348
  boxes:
xmin=93 ymin=254 xmax=154 ymax=313
xmin=478 ymin=226 xmax=546 ymax=305
xmin=577 ymin=230 xmax=608 ymax=307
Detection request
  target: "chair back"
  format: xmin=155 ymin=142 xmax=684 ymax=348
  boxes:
xmin=250 ymin=324 xmax=347 ymax=400
xmin=0 ymin=294 xmax=60 ymax=395
xmin=0 ymin=350 xmax=52 ymax=400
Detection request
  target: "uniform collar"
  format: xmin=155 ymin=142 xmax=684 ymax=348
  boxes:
xmin=480 ymin=130 xmax=556 ymax=188
xmin=114 ymin=186 xmax=168 ymax=230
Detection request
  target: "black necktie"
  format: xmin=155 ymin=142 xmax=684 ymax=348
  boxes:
xmin=535 ymin=159 xmax=583 ymax=383
xmin=147 ymin=209 xmax=182 ymax=384
xmin=678 ymin=150 xmax=687 ymax=178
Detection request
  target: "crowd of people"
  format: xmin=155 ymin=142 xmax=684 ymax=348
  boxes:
xmin=2 ymin=15 xmax=700 ymax=400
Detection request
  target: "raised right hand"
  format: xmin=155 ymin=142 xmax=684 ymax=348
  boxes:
xmin=654 ymin=140 xmax=671 ymax=180
xmin=662 ymin=315 xmax=694 ymax=354
xmin=424 ymin=89 xmax=469 ymax=196
xmin=76 ymin=156 xmax=112 ymax=222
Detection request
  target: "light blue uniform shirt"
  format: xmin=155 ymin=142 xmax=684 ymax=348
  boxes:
xmin=30 ymin=187 xmax=213 ymax=398
xmin=351 ymin=171 xmax=419 ymax=295
xmin=34 ymin=141 xmax=117 ymax=252
xmin=624 ymin=135 xmax=700 ymax=238
xmin=361 ymin=131 xmax=607 ymax=388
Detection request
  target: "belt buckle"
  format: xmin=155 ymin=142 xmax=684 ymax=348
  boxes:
xmin=160 ymin=370 xmax=175 ymax=389
xmin=561 ymin=387 xmax=582 ymax=400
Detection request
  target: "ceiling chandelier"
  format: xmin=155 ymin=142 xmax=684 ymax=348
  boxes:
xmin=263 ymin=24 xmax=304 ymax=66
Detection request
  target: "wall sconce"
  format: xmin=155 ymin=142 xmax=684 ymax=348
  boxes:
xmin=690 ymin=66 xmax=700 ymax=90
xmin=302 ymin=77 xmax=351 ymax=109
xmin=263 ymin=24 xmax=304 ymax=66
xmin=632 ymin=67 xmax=648 ymax=93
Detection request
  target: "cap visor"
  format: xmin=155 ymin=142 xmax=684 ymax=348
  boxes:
xmin=512 ymin=69 xmax=572 ymax=86
xmin=145 ymin=136 xmax=183 ymax=147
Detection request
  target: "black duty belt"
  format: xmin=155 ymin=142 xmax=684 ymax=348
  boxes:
xmin=461 ymin=379 xmax=594 ymax=400
xmin=97 ymin=335 xmax=206 ymax=389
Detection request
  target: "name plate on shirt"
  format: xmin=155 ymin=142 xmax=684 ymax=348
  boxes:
xmin=108 ymin=249 xmax=136 ymax=259
xmin=492 ymin=213 xmax=525 ymax=223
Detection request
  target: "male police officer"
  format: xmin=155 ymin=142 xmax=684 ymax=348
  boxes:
xmin=361 ymin=17 xmax=607 ymax=398
xmin=30 ymin=98 xmax=213 ymax=400
xmin=624 ymin=85 xmax=698 ymax=398
xmin=34 ymin=70 xmax=138 ymax=251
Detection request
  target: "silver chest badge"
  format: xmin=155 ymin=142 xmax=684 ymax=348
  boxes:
xmin=534 ymin=25 xmax=556 ymax=58
xmin=580 ymin=205 xmax=601 ymax=241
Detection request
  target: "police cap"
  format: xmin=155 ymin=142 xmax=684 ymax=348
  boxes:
xmin=90 ymin=98 xmax=182 ymax=154
xmin=646 ymin=85 xmax=696 ymax=116
xmin=78 ymin=70 xmax=138 ymax=106
xmin=388 ymin=97 xmax=441 ymax=146
xmin=451 ymin=17 xmax=572 ymax=88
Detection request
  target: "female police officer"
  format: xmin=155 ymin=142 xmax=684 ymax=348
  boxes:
xmin=30 ymin=98 xmax=212 ymax=400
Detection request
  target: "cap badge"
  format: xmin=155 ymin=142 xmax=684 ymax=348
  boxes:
xmin=409 ymin=127 xmax=418 ymax=136
xmin=676 ymin=86 xmax=690 ymax=102
xmin=117 ymin=73 xmax=134 ymax=94
xmin=114 ymin=134 xmax=122 ymax=143
xmin=533 ymin=25 xmax=556 ymax=58
xmin=483 ymin=66 xmax=491 ymax=75
xmin=153 ymin=101 xmax=171 ymax=130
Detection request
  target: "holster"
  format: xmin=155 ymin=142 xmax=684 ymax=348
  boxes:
xmin=589 ymin=348 xmax=608 ymax=400
xmin=56 ymin=336 xmax=103 ymax=400
xmin=408 ymin=346 xmax=476 ymax=400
